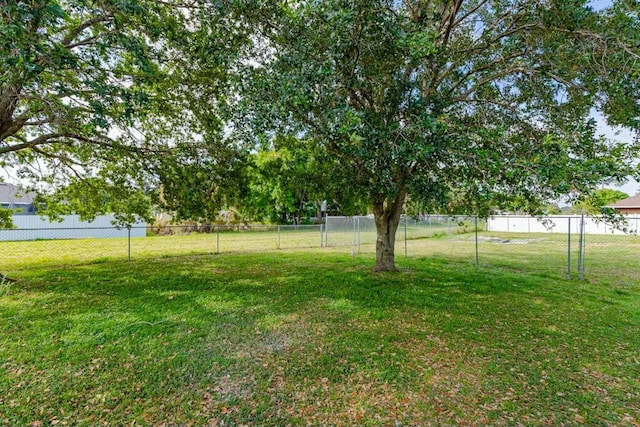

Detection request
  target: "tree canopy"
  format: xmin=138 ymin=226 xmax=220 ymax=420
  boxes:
xmin=0 ymin=0 xmax=244 ymax=224
xmin=1 ymin=0 xmax=639 ymax=273
xmin=1 ymin=0 xmax=167 ymax=219
xmin=233 ymin=0 xmax=640 ymax=271
xmin=574 ymin=188 xmax=630 ymax=215
xmin=241 ymin=135 xmax=369 ymax=224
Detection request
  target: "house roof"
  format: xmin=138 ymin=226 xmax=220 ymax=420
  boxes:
xmin=606 ymin=194 xmax=640 ymax=209
xmin=0 ymin=183 xmax=36 ymax=205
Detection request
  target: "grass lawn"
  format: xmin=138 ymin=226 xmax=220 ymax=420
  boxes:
xmin=1 ymin=247 xmax=640 ymax=426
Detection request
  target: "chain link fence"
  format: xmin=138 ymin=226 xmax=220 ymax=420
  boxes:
xmin=1 ymin=223 xmax=325 ymax=270
xmin=323 ymin=215 xmax=640 ymax=283
xmin=484 ymin=215 xmax=640 ymax=283
xmin=324 ymin=215 xmax=478 ymax=257
xmin=2 ymin=215 xmax=638 ymax=284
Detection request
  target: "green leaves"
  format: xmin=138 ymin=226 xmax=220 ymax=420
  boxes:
xmin=241 ymin=136 xmax=367 ymax=223
xmin=1 ymin=0 xmax=638 ymax=239
xmin=400 ymin=30 xmax=437 ymax=60
xmin=574 ymin=188 xmax=630 ymax=215
xmin=0 ymin=206 xmax=13 ymax=229
xmin=234 ymin=0 xmax=639 ymax=228
xmin=0 ymin=0 xmax=250 ymax=223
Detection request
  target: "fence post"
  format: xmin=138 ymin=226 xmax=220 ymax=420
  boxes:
xmin=475 ymin=215 xmax=479 ymax=267
xmin=216 ymin=226 xmax=220 ymax=254
xmin=567 ymin=217 xmax=571 ymax=279
xmin=127 ymin=225 xmax=131 ymax=262
xmin=320 ymin=224 xmax=324 ymax=248
xmin=352 ymin=217 xmax=356 ymax=250
xmin=582 ymin=216 xmax=587 ymax=279
xmin=277 ymin=225 xmax=281 ymax=249
xmin=325 ymin=217 xmax=329 ymax=247
xmin=357 ymin=217 xmax=361 ymax=252
xmin=404 ymin=216 xmax=408 ymax=257
xmin=578 ymin=215 xmax=585 ymax=281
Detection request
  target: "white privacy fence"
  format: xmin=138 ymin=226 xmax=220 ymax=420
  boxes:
xmin=487 ymin=215 xmax=640 ymax=235
xmin=0 ymin=215 xmax=146 ymax=241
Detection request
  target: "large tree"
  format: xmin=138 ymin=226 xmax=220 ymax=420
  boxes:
xmin=0 ymin=0 xmax=244 ymax=224
xmin=243 ymin=136 xmax=368 ymax=223
xmin=1 ymin=0 xmax=169 ymax=217
xmin=235 ymin=0 xmax=640 ymax=271
xmin=245 ymin=143 xmax=330 ymax=224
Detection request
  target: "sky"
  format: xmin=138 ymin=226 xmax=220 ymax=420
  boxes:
xmin=593 ymin=113 xmax=638 ymax=196
xmin=588 ymin=0 xmax=613 ymax=10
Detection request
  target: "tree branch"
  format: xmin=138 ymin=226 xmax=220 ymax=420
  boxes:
xmin=62 ymin=14 xmax=113 ymax=47
xmin=451 ymin=66 xmax=529 ymax=102
xmin=31 ymin=146 xmax=87 ymax=167
xmin=0 ymin=132 xmax=149 ymax=156
xmin=440 ymin=0 xmax=464 ymax=47
xmin=0 ymin=133 xmax=58 ymax=154
xmin=452 ymin=0 xmax=488 ymax=29
xmin=444 ymin=51 xmax=530 ymax=97
xmin=65 ymin=32 xmax=113 ymax=50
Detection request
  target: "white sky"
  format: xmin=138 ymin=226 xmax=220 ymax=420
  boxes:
xmin=592 ymin=112 xmax=638 ymax=196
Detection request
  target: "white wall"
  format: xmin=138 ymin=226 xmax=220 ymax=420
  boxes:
xmin=0 ymin=215 xmax=146 ymax=241
xmin=487 ymin=215 xmax=640 ymax=235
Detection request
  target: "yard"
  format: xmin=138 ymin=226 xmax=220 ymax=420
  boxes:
xmin=1 ymin=234 xmax=639 ymax=425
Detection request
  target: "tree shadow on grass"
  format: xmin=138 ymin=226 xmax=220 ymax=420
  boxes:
xmin=2 ymin=252 xmax=640 ymax=425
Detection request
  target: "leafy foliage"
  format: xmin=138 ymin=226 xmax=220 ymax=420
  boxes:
xmin=573 ymin=188 xmax=630 ymax=215
xmin=0 ymin=206 xmax=12 ymax=228
xmin=0 ymin=0 xmax=244 ymax=224
xmin=2 ymin=0 xmax=639 ymax=269
xmin=156 ymin=143 xmax=250 ymax=223
xmin=234 ymin=0 xmax=640 ymax=270
xmin=242 ymin=136 xmax=367 ymax=223
xmin=1 ymin=0 xmax=174 ymax=202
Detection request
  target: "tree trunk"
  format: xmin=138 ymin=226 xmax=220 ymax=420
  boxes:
xmin=372 ymin=189 xmax=406 ymax=272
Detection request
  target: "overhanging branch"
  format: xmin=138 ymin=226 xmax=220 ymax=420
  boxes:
xmin=62 ymin=14 xmax=113 ymax=47
xmin=0 ymin=132 xmax=162 ymax=156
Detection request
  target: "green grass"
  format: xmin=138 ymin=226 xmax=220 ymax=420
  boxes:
xmin=1 ymin=245 xmax=640 ymax=425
